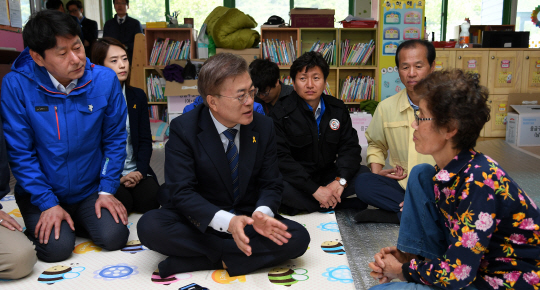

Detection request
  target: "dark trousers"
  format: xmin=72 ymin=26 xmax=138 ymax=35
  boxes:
xmin=15 ymin=192 xmax=129 ymax=263
xmin=137 ymin=208 xmax=310 ymax=277
xmin=355 ymin=172 xmax=406 ymax=219
xmin=115 ymin=177 xmax=160 ymax=213
xmin=281 ymin=166 xmax=370 ymax=214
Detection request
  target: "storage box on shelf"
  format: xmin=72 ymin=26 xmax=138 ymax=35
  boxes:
xmin=164 ymin=79 xmax=199 ymax=123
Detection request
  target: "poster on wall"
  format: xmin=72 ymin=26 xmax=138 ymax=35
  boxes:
xmin=378 ymin=0 xmax=425 ymax=101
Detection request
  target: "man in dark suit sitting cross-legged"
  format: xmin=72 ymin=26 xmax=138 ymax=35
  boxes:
xmin=137 ymin=53 xmax=310 ymax=278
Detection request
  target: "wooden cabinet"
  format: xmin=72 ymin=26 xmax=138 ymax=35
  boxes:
xmin=455 ymin=50 xmax=489 ymax=88
xmin=487 ymin=50 xmax=523 ymax=95
xmin=433 ymin=50 xmax=456 ymax=71
xmin=483 ymin=94 xmax=510 ymax=137
xmin=521 ymin=50 xmax=540 ymax=93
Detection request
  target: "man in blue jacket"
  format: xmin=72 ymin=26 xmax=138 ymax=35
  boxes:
xmin=0 ymin=10 xmax=129 ymax=263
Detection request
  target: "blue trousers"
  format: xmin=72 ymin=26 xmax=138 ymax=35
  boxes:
xmin=355 ymin=172 xmax=405 ymax=219
xmin=370 ymin=164 xmax=477 ymax=290
xmin=16 ymin=192 xmax=129 ymax=262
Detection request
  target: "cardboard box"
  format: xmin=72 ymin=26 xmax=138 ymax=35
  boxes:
xmin=216 ymin=48 xmax=259 ymax=64
xmin=290 ymin=8 xmax=335 ymax=28
xmin=164 ymin=79 xmax=199 ymax=117
xmin=506 ymin=105 xmax=540 ymax=146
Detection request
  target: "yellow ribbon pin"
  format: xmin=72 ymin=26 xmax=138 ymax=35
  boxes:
xmin=253 ymin=136 xmax=256 ymax=143
xmin=133 ymin=104 xmax=136 ymax=109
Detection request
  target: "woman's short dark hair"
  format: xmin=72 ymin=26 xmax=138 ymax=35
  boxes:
xmin=248 ymin=58 xmax=280 ymax=91
xmin=23 ymin=10 xmax=81 ymax=58
xmin=91 ymin=37 xmax=131 ymax=86
xmin=290 ymin=51 xmax=329 ymax=82
xmin=395 ymin=39 xmax=436 ymax=68
xmin=113 ymin=0 xmax=130 ymax=4
xmin=415 ymin=69 xmax=490 ymax=151
xmin=198 ymin=53 xmax=248 ymax=106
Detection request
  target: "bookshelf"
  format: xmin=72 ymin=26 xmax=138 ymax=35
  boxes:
xmin=145 ymin=28 xmax=197 ymax=65
xmin=143 ymin=66 xmax=168 ymax=122
xmin=260 ymin=27 xmax=379 ymax=103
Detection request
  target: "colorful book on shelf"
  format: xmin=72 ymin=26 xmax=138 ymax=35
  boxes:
xmin=339 ymin=75 xmax=375 ymax=102
xmin=309 ymin=40 xmax=335 ymax=66
xmin=262 ymin=38 xmax=297 ymax=65
xmin=341 ymin=39 xmax=375 ymax=66
xmin=149 ymin=38 xmax=191 ymax=65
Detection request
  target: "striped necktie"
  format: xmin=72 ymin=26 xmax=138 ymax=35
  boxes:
xmin=223 ymin=129 xmax=239 ymax=201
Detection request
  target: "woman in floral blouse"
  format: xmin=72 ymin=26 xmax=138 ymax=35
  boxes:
xmin=368 ymin=69 xmax=540 ymax=290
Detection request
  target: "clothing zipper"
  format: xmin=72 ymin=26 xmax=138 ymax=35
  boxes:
xmin=55 ymin=106 xmax=61 ymax=140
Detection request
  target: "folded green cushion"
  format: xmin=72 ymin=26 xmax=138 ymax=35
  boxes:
xmin=204 ymin=7 xmax=260 ymax=50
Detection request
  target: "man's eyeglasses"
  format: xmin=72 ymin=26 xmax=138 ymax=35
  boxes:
xmin=414 ymin=109 xmax=434 ymax=125
xmin=257 ymin=89 xmax=270 ymax=98
xmin=216 ymin=87 xmax=258 ymax=105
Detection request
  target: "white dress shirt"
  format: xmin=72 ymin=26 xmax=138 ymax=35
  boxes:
xmin=208 ymin=110 xmax=274 ymax=233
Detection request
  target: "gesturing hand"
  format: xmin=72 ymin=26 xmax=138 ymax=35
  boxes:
xmin=228 ymin=215 xmax=254 ymax=256
xmin=252 ymin=211 xmax=291 ymax=246
xmin=35 ymin=205 xmax=75 ymax=244
xmin=378 ymin=165 xmax=408 ymax=180
xmin=95 ymin=194 xmax=128 ymax=225
xmin=0 ymin=210 xmax=23 ymax=231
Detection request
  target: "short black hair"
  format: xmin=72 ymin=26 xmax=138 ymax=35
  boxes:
xmin=416 ymin=69 xmax=490 ymax=151
xmin=23 ymin=10 xmax=81 ymax=58
xmin=248 ymin=58 xmax=280 ymax=91
xmin=395 ymin=39 xmax=436 ymax=68
xmin=66 ymin=0 xmax=83 ymax=10
xmin=46 ymin=0 xmax=64 ymax=10
xmin=113 ymin=0 xmax=130 ymax=4
xmin=290 ymin=51 xmax=329 ymax=82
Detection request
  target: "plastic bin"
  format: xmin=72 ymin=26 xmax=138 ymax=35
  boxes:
xmin=340 ymin=20 xmax=377 ymax=28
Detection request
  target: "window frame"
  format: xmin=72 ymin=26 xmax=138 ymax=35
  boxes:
xmin=104 ymin=0 xmax=354 ymax=22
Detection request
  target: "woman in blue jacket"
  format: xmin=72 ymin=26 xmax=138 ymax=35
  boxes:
xmin=92 ymin=37 xmax=160 ymax=213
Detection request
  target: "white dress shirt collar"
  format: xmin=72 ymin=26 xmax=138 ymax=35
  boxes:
xmin=47 ymin=72 xmax=78 ymax=94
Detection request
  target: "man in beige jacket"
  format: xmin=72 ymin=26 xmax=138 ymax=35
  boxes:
xmin=355 ymin=40 xmax=436 ymax=224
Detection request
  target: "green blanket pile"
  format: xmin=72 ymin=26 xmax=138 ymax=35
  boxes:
xmin=204 ymin=6 xmax=260 ymax=50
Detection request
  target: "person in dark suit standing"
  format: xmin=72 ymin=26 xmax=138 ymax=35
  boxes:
xmin=92 ymin=37 xmax=160 ymax=213
xmin=137 ymin=53 xmax=310 ymax=278
xmin=67 ymin=1 xmax=98 ymax=59
xmin=102 ymin=0 xmax=143 ymax=64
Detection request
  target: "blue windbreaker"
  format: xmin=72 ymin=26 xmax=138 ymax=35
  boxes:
xmin=0 ymin=48 xmax=127 ymax=212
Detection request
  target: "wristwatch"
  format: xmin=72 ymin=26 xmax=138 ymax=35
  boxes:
xmin=335 ymin=177 xmax=348 ymax=188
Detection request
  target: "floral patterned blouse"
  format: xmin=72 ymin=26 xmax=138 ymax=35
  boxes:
xmin=403 ymin=149 xmax=540 ymax=289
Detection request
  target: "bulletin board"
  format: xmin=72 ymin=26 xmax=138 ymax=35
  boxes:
xmin=377 ymin=0 xmax=425 ymax=101
xmin=0 ymin=0 xmax=23 ymax=31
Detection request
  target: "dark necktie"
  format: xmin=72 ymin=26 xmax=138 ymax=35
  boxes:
xmin=223 ymin=129 xmax=239 ymax=201
xmin=119 ymin=18 xmax=124 ymax=25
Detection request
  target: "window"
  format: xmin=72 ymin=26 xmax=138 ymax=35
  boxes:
xmin=445 ymin=0 xmax=483 ymax=41
xmin=169 ymin=0 xmax=223 ymax=30
xmin=21 ymin=0 xmax=31 ymax=26
xmin=111 ymin=0 xmax=166 ymax=23
xmin=236 ymin=0 xmax=290 ymax=32
xmin=425 ymin=0 xmax=442 ymax=41
xmin=516 ymin=0 xmax=540 ymax=47
xmin=294 ymin=0 xmax=349 ymax=28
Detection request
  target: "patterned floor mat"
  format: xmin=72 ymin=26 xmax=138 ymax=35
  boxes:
xmin=0 ymin=197 xmax=355 ymax=290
